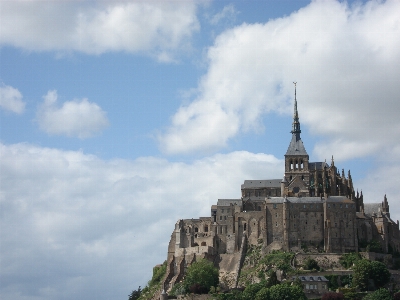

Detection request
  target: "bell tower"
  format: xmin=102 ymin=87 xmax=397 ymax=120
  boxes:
xmin=284 ymin=83 xmax=310 ymax=194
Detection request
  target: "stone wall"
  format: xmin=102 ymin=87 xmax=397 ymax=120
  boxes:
xmin=295 ymin=253 xmax=343 ymax=270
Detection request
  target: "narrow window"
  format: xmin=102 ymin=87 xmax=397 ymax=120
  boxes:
xmin=244 ymin=223 xmax=247 ymax=231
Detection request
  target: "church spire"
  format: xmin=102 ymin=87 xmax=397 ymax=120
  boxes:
xmin=291 ymin=82 xmax=301 ymax=140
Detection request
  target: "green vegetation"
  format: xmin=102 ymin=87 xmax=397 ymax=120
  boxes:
xmin=359 ymin=240 xmax=383 ymax=253
xmin=363 ymin=288 xmax=392 ymax=300
xmin=339 ymin=252 xmax=362 ymax=269
xmin=352 ymin=259 xmax=390 ymax=291
xmin=183 ymin=259 xmax=219 ymax=294
xmin=213 ymin=281 xmax=306 ymax=300
xmin=128 ymin=286 xmax=142 ymax=300
xmin=238 ymin=246 xmax=295 ymax=286
xmin=303 ymin=258 xmax=320 ymax=271
xmin=137 ymin=261 xmax=167 ymax=300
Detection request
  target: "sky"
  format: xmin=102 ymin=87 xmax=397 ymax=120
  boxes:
xmin=0 ymin=0 xmax=399 ymax=299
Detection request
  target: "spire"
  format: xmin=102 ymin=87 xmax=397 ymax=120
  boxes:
xmin=291 ymin=82 xmax=301 ymax=140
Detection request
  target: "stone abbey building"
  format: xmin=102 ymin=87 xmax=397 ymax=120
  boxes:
xmin=162 ymin=88 xmax=400 ymax=290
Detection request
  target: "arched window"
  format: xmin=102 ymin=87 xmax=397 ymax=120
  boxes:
xmin=290 ymin=160 xmax=293 ymax=170
xmin=195 ymin=227 xmax=198 ymax=232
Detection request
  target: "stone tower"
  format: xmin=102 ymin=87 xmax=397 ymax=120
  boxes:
xmin=283 ymin=84 xmax=310 ymax=196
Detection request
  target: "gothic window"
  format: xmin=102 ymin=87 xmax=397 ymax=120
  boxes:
xmin=195 ymin=227 xmax=198 ymax=232
xmin=300 ymin=159 xmax=304 ymax=169
xmin=290 ymin=160 xmax=293 ymax=170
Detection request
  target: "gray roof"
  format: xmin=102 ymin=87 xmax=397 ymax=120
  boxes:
xmin=241 ymin=179 xmax=282 ymax=189
xmin=285 ymin=134 xmax=308 ymax=156
xmin=364 ymin=203 xmax=382 ymax=216
xmin=309 ymin=162 xmax=329 ymax=170
xmin=217 ymin=199 xmax=242 ymax=206
xmin=293 ymin=276 xmax=328 ymax=282
xmin=266 ymin=196 xmax=350 ymax=204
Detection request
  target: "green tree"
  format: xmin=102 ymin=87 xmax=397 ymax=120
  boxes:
xmin=363 ymin=288 xmax=392 ymax=300
xmin=128 ymin=286 xmax=142 ymax=300
xmin=304 ymin=258 xmax=320 ymax=271
xmin=242 ymin=282 xmax=265 ymax=300
xmin=321 ymin=292 xmax=344 ymax=300
xmin=352 ymin=259 xmax=372 ymax=291
xmin=255 ymin=287 xmax=270 ymax=300
xmin=352 ymin=259 xmax=390 ymax=291
xmin=268 ymin=283 xmax=307 ymax=300
xmin=339 ymin=252 xmax=362 ymax=269
xmin=183 ymin=259 xmax=219 ymax=294
xmin=266 ymin=271 xmax=279 ymax=288
xmin=370 ymin=261 xmax=391 ymax=289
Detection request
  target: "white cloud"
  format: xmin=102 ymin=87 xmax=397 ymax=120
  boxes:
xmin=0 ymin=142 xmax=282 ymax=300
xmin=0 ymin=84 xmax=25 ymax=114
xmin=37 ymin=90 xmax=109 ymax=138
xmin=209 ymin=4 xmax=238 ymax=25
xmin=0 ymin=1 xmax=200 ymax=61
xmin=159 ymin=0 xmax=400 ymax=158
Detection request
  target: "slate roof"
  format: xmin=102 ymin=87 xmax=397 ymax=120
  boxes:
xmin=364 ymin=203 xmax=382 ymax=216
xmin=285 ymin=134 xmax=308 ymax=156
xmin=241 ymin=179 xmax=282 ymax=189
xmin=265 ymin=196 xmax=350 ymax=204
xmin=309 ymin=162 xmax=330 ymax=170
xmin=293 ymin=276 xmax=329 ymax=282
xmin=217 ymin=199 xmax=242 ymax=206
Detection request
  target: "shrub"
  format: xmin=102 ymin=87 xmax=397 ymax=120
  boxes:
xmin=321 ymin=292 xmax=344 ymax=300
xmin=183 ymin=259 xmax=219 ymax=294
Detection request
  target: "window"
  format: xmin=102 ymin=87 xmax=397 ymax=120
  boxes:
xmin=244 ymin=223 xmax=247 ymax=231
xmin=227 ymin=209 xmax=230 ymax=213
xmin=346 ymin=204 xmax=348 ymax=208
xmin=340 ymin=204 xmax=343 ymax=208
xmin=221 ymin=209 xmax=224 ymax=213
xmin=219 ymin=216 xmax=222 ymax=221
xmin=204 ymin=225 xmax=208 ymax=232
xmin=275 ymin=213 xmax=278 ymax=217
xmin=328 ymin=204 xmax=330 ymax=208
xmin=195 ymin=227 xmax=198 ymax=232
xmin=273 ymin=204 xmax=277 ymax=209
xmin=275 ymin=222 xmax=278 ymax=227
xmin=304 ymin=205 xmax=306 ymax=208
xmin=224 ymin=216 xmax=227 ymax=220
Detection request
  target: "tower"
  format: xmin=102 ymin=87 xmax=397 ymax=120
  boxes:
xmin=284 ymin=83 xmax=310 ymax=196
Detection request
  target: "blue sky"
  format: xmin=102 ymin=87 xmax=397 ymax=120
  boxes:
xmin=1 ymin=1 xmax=400 ymax=299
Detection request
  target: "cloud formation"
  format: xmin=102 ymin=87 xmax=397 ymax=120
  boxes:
xmin=0 ymin=142 xmax=282 ymax=300
xmin=0 ymin=84 xmax=25 ymax=114
xmin=37 ymin=90 xmax=109 ymax=138
xmin=159 ymin=0 xmax=400 ymax=160
xmin=0 ymin=1 xmax=200 ymax=61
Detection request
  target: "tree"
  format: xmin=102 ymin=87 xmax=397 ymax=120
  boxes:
xmin=255 ymin=287 xmax=270 ymax=300
xmin=352 ymin=259 xmax=372 ymax=291
xmin=183 ymin=259 xmax=219 ymax=294
xmin=370 ymin=261 xmax=391 ymax=289
xmin=363 ymin=288 xmax=392 ymax=300
xmin=321 ymin=292 xmax=344 ymax=300
xmin=304 ymin=258 xmax=320 ymax=271
xmin=266 ymin=271 xmax=279 ymax=288
xmin=268 ymin=283 xmax=307 ymax=300
xmin=242 ymin=282 xmax=265 ymax=300
xmin=339 ymin=252 xmax=362 ymax=269
xmin=128 ymin=286 xmax=142 ymax=300
xmin=352 ymin=259 xmax=391 ymax=291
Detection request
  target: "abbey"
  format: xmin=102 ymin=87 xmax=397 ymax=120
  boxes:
xmin=162 ymin=87 xmax=400 ymax=290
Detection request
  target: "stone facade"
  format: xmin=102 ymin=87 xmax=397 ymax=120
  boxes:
xmin=162 ymin=88 xmax=400 ymax=291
